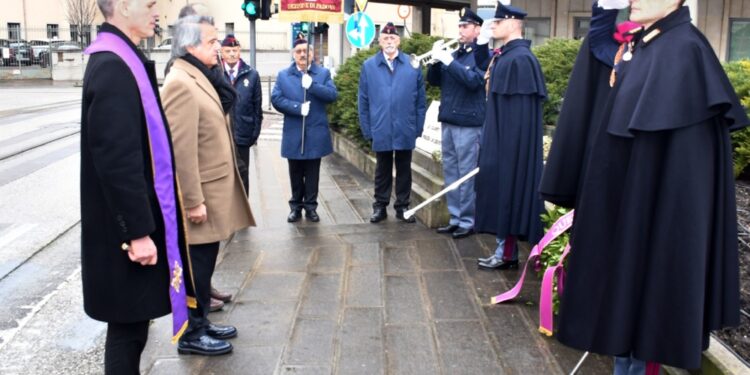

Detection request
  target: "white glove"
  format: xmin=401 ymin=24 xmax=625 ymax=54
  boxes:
xmin=477 ymin=22 xmax=493 ymax=45
xmin=301 ymin=101 xmax=310 ymax=117
xmin=598 ymin=0 xmax=629 ymax=9
xmin=434 ymin=49 xmax=454 ymax=66
xmin=301 ymin=73 xmax=313 ymax=89
xmin=431 ymin=39 xmax=446 ymax=55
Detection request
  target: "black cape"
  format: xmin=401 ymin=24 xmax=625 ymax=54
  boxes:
xmin=539 ymin=6 xmax=619 ymax=208
xmin=475 ymin=39 xmax=547 ymax=245
xmin=550 ymin=8 xmax=747 ymax=369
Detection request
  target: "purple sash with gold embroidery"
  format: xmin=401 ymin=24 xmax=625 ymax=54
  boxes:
xmin=85 ymin=32 xmax=188 ymax=343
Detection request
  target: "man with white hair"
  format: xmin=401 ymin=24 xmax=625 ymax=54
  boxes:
xmin=162 ymin=15 xmax=255 ymax=357
xmin=81 ymin=0 xmax=191 ymax=373
xmin=358 ymin=22 xmax=426 ymax=224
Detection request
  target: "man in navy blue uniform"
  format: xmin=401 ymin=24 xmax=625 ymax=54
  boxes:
xmin=358 ymin=22 xmax=427 ymax=224
xmin=221 ymin=34 xmax=262 ymax=196
xmin=427 ymin=7 xmax=488 ymax=239
xmin=272 ymin=38 xmax=338 ymax=223
xmin=475 ymin=3 xmax=547 ymax=270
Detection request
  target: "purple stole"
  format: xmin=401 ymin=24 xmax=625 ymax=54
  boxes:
xmin=85 ymin=32 xmax=188 ymax=343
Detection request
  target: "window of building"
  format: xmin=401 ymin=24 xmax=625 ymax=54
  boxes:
xmin=8 ymin=23 xmax=21 ymax=41
xmin=81 ymin=25 xmax=92 ymax=46
xmin=70 ymin=24 xmax=79 ymax=43
xmin=573 ymin=17 xmax=591 ymax=40
xmin=524 ymin=18 xmax=551 ymax=47
xmin=729 ymin=18 xmax=750 ymax=61
xmin=47 ymin=24 xmax=59 ymax=39
xmin=225 ymin=23 xmax=235 ymax=35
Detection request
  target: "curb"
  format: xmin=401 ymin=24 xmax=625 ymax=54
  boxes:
xmin=663 ymin=337 xmax=750 ymax=375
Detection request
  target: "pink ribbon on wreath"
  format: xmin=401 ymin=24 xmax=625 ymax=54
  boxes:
xmin=490 ymin=210 xmax=575 ymax=336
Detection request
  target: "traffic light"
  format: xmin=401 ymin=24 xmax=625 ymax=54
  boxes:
xmin=242 ymin=0 xmax=260 ymax=20
xmin=260 ymin=0 xmax=272 ymax=20
xmin=314 ymin=23 xmax=329 ymax=35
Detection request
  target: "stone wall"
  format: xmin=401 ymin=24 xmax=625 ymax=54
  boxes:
xmin=331 ymin=132 xmax=449 ymax=228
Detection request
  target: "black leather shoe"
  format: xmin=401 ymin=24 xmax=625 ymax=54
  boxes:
xmin=478 ymin=258 xmax=519 ymax=270
xmin=452 ymin=227 xmax=475 ymax=239
xmin=436 ymin=224 xmax=459 ymax=234
xmin=396 ymin=210 xmax=416 ymax=223
xmin=287 ymin=210 xmax=302 ymax=223
xmin=305 ymin=209 xmax=320 ymax=222
xmin=206 ymin=323 xmax=237 ymax=340
xmin=370 ymin=207 xmax=387 ymax=223
xmin=177 ymin=335 xmax=233 ymax=356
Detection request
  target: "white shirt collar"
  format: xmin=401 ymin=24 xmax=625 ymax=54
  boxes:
xmin=383 ymin=51 xmax=399 ymax=62
xmin=225 ymin=62 xmax=239 ymax=74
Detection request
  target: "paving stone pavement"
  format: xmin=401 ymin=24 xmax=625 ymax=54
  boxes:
xmin=140 ymin=113 xmax=614 ymax=375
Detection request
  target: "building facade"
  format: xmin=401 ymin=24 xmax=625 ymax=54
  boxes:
xmin=1 ymin=0 xmax=749 ymax=64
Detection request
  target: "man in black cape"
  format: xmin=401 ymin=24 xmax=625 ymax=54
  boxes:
xmin=542 ymin=0 xmax=747 ymax=370
xmin=475 ymin=3 xmax=547 ymax=270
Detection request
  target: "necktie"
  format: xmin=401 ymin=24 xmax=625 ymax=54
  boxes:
xmin=229 ymin=68 xmax=235 ymax=83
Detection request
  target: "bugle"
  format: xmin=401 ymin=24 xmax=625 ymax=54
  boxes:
xmin=409 ymin=38 xmax=459 ymax=69
xmin=403 ymin=167 xmax=479 ymax=219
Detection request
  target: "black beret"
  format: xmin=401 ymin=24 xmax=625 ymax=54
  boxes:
xmin=222 ymin=34 xmax=240 ymax=47
xmin=380 ymin=22 xmax=398 ymax=35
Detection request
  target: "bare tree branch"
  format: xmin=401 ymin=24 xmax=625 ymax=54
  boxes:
xmin=65 ymin=0 xmax=97 ymax=44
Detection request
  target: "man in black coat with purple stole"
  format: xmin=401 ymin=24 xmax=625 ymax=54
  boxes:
xmin=475 ymin=3 xmax=547 ymax=270
xmin=543 ymin=0 xmax=747 ymax=371
xmin=81 ymin=0 xmax=192 ymax=373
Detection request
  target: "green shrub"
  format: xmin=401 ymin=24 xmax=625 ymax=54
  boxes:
xmin=532 ymin=38 xmax=583 ymax=126
xmin=328 ymin=33 xmax=443 ymax=150
xmin=538 ymin=205 xmax=573 ymax=315
xmin=723 ymin=60 xmax=750 ymax=177
xmin=328 ymin=36 xmax=583 ymax=147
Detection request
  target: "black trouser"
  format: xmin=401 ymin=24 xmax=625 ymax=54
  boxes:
xmin=183 ymin=242 xmax=220 ymax=340
xmin=236 ymin=145 xmax=250 ymax=196
xmin=104 ymin=320 xmax=149 ymax=375
xmin=288 ymin=158 xmax=321 ymax=211
xmin=374 ymin=150 xmax=412 ymax=210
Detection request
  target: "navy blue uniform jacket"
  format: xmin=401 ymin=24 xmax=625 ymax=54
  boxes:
xmin=271 ymin=62 xmax=338 ymax=160
xmin=358 ymin=51 xmax=426 ymax=152
xmin=427 ymin=42 xmax=487 ymax=127
xmin=225 ymin=59 xmax=263 ymax=147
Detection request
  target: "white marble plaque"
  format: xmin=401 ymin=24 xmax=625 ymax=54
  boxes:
xmin=416 ymin=101 xmax=442 ymax=155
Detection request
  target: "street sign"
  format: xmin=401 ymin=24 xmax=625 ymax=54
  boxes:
xmin=346 ymin=12 xmax=375 ymax=49
xmin=397 ymin=5 xmax=411 ymax=20
xmin=355 ymin=0 xmax=367 ymax=11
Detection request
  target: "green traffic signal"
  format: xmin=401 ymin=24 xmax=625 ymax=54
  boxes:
xmin=242 ymin=0 xmax=259 ymax=19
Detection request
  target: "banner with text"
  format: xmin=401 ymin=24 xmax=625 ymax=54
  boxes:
xmin=279 ymin=0 xmax=344 ymax=24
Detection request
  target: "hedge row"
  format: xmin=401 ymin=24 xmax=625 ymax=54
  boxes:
xmin=327 ymin=34 xmax=750 ymax=177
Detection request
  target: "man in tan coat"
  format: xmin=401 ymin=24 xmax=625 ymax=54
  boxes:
xmin=162 ymin=15 xmax=254 ymax=356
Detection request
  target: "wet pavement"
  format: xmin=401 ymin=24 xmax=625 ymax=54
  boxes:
xmin=138 ymin=114 xmax=614 ymax=374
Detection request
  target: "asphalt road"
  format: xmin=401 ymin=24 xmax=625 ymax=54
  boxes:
xmin=0 ymin=85 xmax=106 ymax=374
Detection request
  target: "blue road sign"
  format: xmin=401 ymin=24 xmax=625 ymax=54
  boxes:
xmin=346 ymin=12 xmax=375 ymax=49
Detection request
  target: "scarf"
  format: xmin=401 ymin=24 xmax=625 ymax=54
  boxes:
xmin=181 ymin=54 xmax=237 ymax=114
